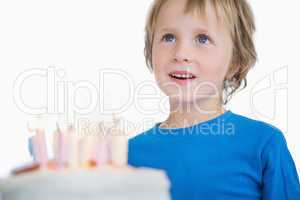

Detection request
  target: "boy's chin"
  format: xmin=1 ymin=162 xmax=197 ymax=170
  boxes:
xmin=169 ymin=96 xmax=201 ymax=104
xmin=168 ymin=94 xmax=221 ymax=105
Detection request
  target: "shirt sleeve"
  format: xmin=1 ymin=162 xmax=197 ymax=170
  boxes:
xmin=261 ymin=131 xmax=300 ymax=200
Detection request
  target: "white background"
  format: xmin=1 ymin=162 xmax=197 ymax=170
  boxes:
xmin=0 ymin=0 xmax=299 ymax=178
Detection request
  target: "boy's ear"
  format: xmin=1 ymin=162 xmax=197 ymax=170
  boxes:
xmin=225 ymin=54 xmax=241 ymax=80
xmin=225 ymin=65 xmax=238 ymax=80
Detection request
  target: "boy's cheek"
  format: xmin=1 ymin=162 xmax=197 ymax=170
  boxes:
xmin=153 ymin=46 xmax=173 ymax=61
xmin=154 ymin=72 xmax=171 ymax=87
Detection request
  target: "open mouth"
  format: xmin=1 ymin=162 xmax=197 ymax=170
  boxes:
xmin=168 ymin=71 xmax=196 ymax=80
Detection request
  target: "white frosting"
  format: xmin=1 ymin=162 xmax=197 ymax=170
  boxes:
xmin=0 ymin=167 xmax=170 ymax=200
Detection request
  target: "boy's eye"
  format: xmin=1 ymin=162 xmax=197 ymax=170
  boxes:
xmin=162 ymin=33 xmax=176 ymax=43
xmin=196 ymin=34 xmax=210 ymax=44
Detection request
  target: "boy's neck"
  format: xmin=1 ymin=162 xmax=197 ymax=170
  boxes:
xmin=160 ymin=98 xmax=226 ymax=129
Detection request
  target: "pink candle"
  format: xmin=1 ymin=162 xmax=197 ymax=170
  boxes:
xmin=32 ymin=129 xmax=48 ymax=168
xmin=94 ymin=138 xmax=109 ymax=166
xmin=58 ymin=130 xmax=69 ymax=168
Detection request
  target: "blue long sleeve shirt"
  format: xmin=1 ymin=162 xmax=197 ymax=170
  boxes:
xmin=128 ymin=110 xmax=300 ymax=200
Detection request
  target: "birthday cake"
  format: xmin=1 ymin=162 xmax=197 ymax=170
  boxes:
xmin=0 ymin=116 xmax=171 ymax=200
xmin=0 ymin=167 xmax=170 ymax=200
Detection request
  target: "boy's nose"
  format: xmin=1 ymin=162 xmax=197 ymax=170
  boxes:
xmin=174 ymin=57 xmax=190 ymax=63
xmin=173 ymin=42 xmax=193 ymax=64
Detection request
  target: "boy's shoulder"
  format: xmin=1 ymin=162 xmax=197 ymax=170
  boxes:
xmin=231 ymin=111 xmax=282 ymax=132
xmin=129 ymin=111 xmax=286 ymax=145
xmin=128 ymin=125 xmax=158 ymax=144
xmin=230 ymin=111 xmax=286 ymax=143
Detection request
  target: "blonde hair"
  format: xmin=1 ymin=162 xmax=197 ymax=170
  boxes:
xmin=144 ymin=0 xmax=257 ymax=104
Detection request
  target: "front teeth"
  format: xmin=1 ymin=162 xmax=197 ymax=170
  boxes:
xmin=170 ymin=73 xmax=194 ymax=79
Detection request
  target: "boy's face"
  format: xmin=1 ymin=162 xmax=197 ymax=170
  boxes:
xmin=152 ymin=0 xmax=233 ymax=105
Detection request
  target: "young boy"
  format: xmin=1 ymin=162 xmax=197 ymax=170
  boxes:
xmin=128 ymin=0 xmax=300 ymax=199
